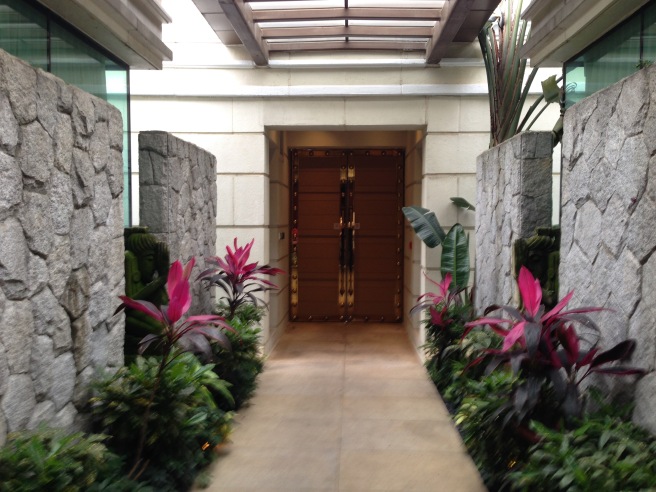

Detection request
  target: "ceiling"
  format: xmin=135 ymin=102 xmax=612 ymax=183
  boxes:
xmin=191 ymin=0 xmax=500 ymax=66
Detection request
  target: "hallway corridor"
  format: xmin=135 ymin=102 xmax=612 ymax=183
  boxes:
xmin=202 ymin=323 xmax=486 ymax=491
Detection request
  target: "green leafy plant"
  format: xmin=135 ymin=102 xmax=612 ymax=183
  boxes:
xmin=440 ymin=328 xmax=501 ymax=410
xmin=211 ymin=303 xmax=266 ymax=410
xmin=455 ymin=370 xmax=528 ymax=490
xmin=402 ymin=206 xmax=470 ymax=290
xmin=509 ymin=415 xmax=656 ymax=491
xmin=198 ymin=238 xmax=284 ymax=319
xmin=0 ymin=426 xmax=148 ymax=492
xmin=91 ymin=353 xmax=233 ymax=491
xmin=112 ymin=257 xmax=234 ymax=482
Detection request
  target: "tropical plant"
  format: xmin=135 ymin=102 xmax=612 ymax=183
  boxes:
xmin=402 ymin=206 xmax=470 ymax=290
xmin=113 ymin=257 xmax=234 ymax=479
xmin=509 ymin=415 xmax=656 ymax=491
xmin=413 ymin=273 xmax=472 ymax=390
xmin=440 ymin=328 xmax=501 ymax=410
xmin=463 ymin=266 xmax=646 ymax=428
xmin=479 ymin=0 xmax=535 ymax=147
xmin=455 ymin=370 xmax=528 ymax=490
xmin=210 ymin=303 xmax=266 ymax=410
xmin=479 ymin=0 xmax=563 ymax=147
xmin=0 ymin=426 xmax=149 ymax=492
xmin=198 ymin=238 xmax=284 ymax=319
xmin=91 ymin=353 xmax=233 ymax=491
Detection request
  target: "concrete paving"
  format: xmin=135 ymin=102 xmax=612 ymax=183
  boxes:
xmin=201 ymin=323 xmax=486 ymax=491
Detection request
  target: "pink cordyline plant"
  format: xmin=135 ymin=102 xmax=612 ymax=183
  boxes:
xmin=463 ymin=266 xmax=645 ymax=424
xmin=411 ymin=273 xmax=464 ymax=326
xmin=116 ymin=257 xmax=234 ymax=476
xmin=118 ymin=257 xmax=233 ymax=358
xmin=198 ymin=238 xmax=284 ymax=318
xmin=464 ymin=266 xmax=605 ymax=353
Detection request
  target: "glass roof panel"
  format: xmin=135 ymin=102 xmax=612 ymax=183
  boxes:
xmin=249 ymin=1 xmax=344 ymax=10
xmin=349 ymin=19 xmax=436 ymax=27
xmin=259 ymin=20 xmax=346 ymax=28
xmin=349 ymin=0 xmax=443 ymax=7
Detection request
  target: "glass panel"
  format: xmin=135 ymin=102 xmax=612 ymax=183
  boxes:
xmin=643 ymin=2 xmax=656 ymax=64
xmin=106 ymin=69 xmax=130 ymax=226
xmin=565 ymin=15 xmax=641 ymax=107
xmin=50 ymin=20 xmax=109 ymax=99
xmin=0 ymin=1 xmax=131 ymax=226
xmin=0 ymin=0 xmax=47 ymax=70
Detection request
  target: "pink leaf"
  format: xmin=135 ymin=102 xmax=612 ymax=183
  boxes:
xmin=167 ymin=260 xmax=184 ymax=298
xmin=118 ymin=296 xmax=164 ymax=323
xmin=542 ymin=290 xmax=574 ymax=321
xmin=518 ymin=266 xmax=542 ymax=318
xmin=182 ymin=257 xmax=196 ymax=280
xmin=440 ymin=273 xmax=452 ymax=298
xmin=167 ymin=275 xmax=191 ymax=324
xmin=502 ymin=321 xmax=526 ymax=352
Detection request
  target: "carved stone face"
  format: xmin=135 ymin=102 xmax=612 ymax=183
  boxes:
xmin=139 ymin=250 xmax=156 ymax=281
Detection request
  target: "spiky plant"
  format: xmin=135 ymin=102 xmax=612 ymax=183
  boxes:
xmin=479 ymin=0 xmax=538 ymax=147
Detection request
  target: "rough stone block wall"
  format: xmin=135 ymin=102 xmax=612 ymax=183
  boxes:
xmin=0 ymin=49 xmax=125 ymax=443
xmin=475 ymin=131 xmax=553 ymax=313
xmin=139 ymin=131 xmax=217 ymax=314
xmin=560 ymin=65 xmax=656 ymax=432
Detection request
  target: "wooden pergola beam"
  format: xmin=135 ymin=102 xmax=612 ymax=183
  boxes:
xmin=218 ymin=0 xmax=269 ymax=65
xmin=425 ymin=0 xmax=473 ymax=64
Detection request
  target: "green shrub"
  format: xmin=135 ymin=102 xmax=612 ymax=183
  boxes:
xmin=212 ymin=303 xmax=266 ymax=410
xmin=439 ymin=328 xmax=500 ymax=409
xmin=509 ymin=416 xmax=656 ymax=491
xmin=90 ymin=353 xmax=233 ymax=491
xmin=0 ymin=427 xmax=148 ymax=492
xmin=455 ymin=370 xmax=530 ymax=490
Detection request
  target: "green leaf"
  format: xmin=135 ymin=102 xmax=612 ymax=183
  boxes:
xmin=450 ymin=197 xmax=476 ymax=211
xmin=402 ymin=206 xmax=446 ymax=248
xmin=440 ymin=224 xmax=469 ymax=289
xmin=541 ymin=75 xmax=561 ymax=103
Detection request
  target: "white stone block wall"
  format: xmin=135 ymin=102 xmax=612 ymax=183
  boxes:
xmin=559 ymin=65 xmax=656 ymax=432
xmin=475 ymin=132 xmax=553 ymax=313
xmin=139 ymin=131 xmax=217 ymax=315
xmin=0 ymin=49 xmax=125 ymax=443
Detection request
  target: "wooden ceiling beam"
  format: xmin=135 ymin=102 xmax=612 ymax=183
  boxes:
xmin=426 ymin=0 xmax=474 ymax=64
xmin=217 ymin=0 xmax=269 ymax=65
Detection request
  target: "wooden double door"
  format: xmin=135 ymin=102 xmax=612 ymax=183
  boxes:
xmin=290 ymin=149 xmax=404 ymax=322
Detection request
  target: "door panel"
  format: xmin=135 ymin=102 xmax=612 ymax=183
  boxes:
xmin=351 ymin=153 xmax=403 ymax=321
xmin=294 ymin=154 xmax=342 ymax=319
xmin=290 ymin=149 xmax=404 ymax=322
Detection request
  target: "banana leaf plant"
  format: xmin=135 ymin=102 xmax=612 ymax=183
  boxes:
xmin=402 ymin=205 xmax=470 ymax=290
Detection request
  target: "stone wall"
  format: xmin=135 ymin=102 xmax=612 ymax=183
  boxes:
xmin=559 ymin=65 xmax=656 ymax=432
xmin=0 ymin=49 xmax=125 ymax=443
xmin=139 ymin=131 xmax=217 ymax=314
xmin=475 ymin=131 xmax=553 ymax=313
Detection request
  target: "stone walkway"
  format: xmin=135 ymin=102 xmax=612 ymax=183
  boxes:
xmin=201 ymin=323 xmax=485 ymax=491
